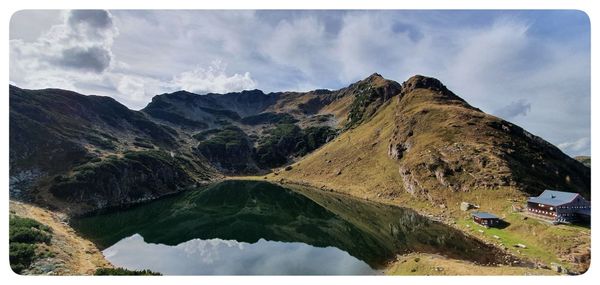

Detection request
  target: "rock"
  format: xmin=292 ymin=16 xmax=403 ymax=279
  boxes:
xmin=460 ymin=202 xmax=474 ymax=211
xmin=515 ymin=243 xmax=527 ymax=248
xmin=284 ymin=165 xmax=293 ymax=171
xmin=493 ymin=235 xmax=500 ymax=239
xmin=439 ymin=204 xmax=447 ymax=209
xmin=336 ymin=169 xmax=342 ymax=175
xmin=550 ymin=263 xmax=562 ymax=273
xmin=478 ymin=229 xmax=484 ymax=233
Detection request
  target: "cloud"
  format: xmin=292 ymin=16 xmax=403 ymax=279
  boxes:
xmin=494 ymin=99 xmax=531 ymax=119
xmin=68 ymin=10 xmax=113 ymax=30
xmin=104 ymin=234 xmax=374 ymax=275
xmin=558 ymin=137 xmax=590 ymax=155
xmin=171 ymin=61 xmax=257 ymax=94
xmin=10 ymin=9 xmax=117 ymax=89
xmin=58 ymin=46 xmax=112 ymax=72
xmin=9 ymin=10 xmax=590 ymax=155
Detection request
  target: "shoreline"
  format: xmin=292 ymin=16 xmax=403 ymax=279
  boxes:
xmin=9 ymin=200 xmax=113 ymax=275
xmin=9 ymin=176 xmax=574 ymax=276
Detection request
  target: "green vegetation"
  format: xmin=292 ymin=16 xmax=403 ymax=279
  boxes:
xmin=49 ymin=150 xmax=211 ymax=210
xmin=192 ymin=128 xmax=223 ymax=141
xmin=133 ymin=137 xmax=155 ymax=149
xmin=9 ymin=215 xmax=53 ymax=274
xmin=85 ymin=134 xmax=117 ymax=150
xmin=255 ymin=124 xmax=337 ymax=168
xmin=196 ymin=126 xmax=255 ymax=173
xmin=144 ymin=108 xmax=208 ymax=129
xmin=240 ymin=112 xmax=298 ymax=125
xmin=94 ymin=267 xmax=161 ymax=275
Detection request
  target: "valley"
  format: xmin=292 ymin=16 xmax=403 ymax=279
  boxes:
xmin=8 ymin=74 xmax=591 ymax=275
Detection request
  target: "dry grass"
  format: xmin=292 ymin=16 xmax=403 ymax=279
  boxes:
xmin=269 ymin=96 xmax=590 ymax=274
xmin=9 ymin=201 xmax=112 ymax=275
xmin=386 ymin=253 xmax=556 ymax=276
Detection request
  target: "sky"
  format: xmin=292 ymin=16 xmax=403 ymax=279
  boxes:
xmin=9 ymin=10 xmax=590 ymax=156
xmin=104 ymin=234 xmax=374 ymax=275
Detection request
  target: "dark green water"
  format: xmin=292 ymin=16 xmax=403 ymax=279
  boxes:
xmin=71 ymin=180 xmax=508 ymax=275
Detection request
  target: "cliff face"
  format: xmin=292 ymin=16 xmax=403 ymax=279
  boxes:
xmin=387 ymin=75 xmax=590 ymax=201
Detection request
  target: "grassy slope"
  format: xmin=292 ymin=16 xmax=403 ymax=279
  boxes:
xmin=386 ymin=253 xmax=555 ymax=276
xmin=9 ymin=201 xmax=112 ymax=275
xmin=270 ymin=97 xmax=590 ymax=274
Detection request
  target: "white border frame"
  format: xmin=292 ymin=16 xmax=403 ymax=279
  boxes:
xmin=2 ymin=1 xmax=596 ymax=285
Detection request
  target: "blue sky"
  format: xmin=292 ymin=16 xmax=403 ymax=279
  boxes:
xmin=9 ymin=10 xmax=590 ymax=156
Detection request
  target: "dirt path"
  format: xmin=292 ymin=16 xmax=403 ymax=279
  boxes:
xmin=10 ymin=201 xmax=112 ymax=275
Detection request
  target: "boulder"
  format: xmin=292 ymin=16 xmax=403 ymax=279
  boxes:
xmin=460 ymin=202 xmax=473 ymax=211
xmin=550 ymin=263 xmax=562 ymax=273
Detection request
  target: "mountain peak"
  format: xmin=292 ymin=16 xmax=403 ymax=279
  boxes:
xmin=402 ymin=75 xmax=449 ymax=93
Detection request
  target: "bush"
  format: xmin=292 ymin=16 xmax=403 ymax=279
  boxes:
xmin=10 ymin=243 xmax=36 ymax=274
xmin=9 ymin=215 xmax=53 ymax=274
xmin=255 ymin=124 xmax=337 ymax=168
xmin=240 ymin=112 xmax=297 ymax=125
xmin=9 ymin=227 xmax=51 ymax=244
xmin=94 ymin=267 xmax=162 ymax=276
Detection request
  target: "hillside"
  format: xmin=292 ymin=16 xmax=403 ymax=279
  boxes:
xmin=9 ymin=73 xmax=591 ymax=273
xmin=575 ymin=156 xmax=591 ymax=168
xmin=272 ymin=75 xmax=590 ymax=272
xmin=9 ymin=74 xmax=590 ymax=216
xmin=9 ymin=86 xmax=219 ymax=214
xmin=8 ymin=74 xmax=402 ymax=214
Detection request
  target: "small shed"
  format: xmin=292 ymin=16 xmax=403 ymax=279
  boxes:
xmin=471 ymin=211 xmax=500 ymax=227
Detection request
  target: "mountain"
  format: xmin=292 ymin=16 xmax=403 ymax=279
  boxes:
xmin=575 ymin=156 xmax=591 ymax=168
xmin=9 ymin=86 xmax=218 ymax=214
xmin=275 ymin=75 xmax=590 ymax=202
xmin=8 ymin=74 xmax=590 ymax=215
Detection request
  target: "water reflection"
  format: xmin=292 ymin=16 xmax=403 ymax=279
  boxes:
xmin=105 ymin=234 xmax=376 ymax=275
xmin=72 ymin=180 xmax=511 ymax=275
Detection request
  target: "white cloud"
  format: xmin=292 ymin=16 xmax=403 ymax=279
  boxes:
xmin=171 ymin=61 xmax=257 ymax=94
xmin=9 ymin=10 xmax=590 ymax=155
xmin=558 ymin=137 xmax=590 ymax=156
xmin=104 ymin=234 xmax=374 ymax=275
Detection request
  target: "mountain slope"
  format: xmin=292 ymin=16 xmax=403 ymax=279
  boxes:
xmin=273 ymin=75 xmax=590 ymax=273
xmin=277 ymin=75 xmax=590 ymax=201
xmin=9 ymin=74 xmax=589 ymax=216
xmin=9 ymin=86 xmax=219 ymax=214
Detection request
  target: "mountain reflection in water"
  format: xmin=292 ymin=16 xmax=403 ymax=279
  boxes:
xmin=104 ymin=234 xmax=376 ymax=275
xmin=72 ymin=180 xmax=510 ymax=275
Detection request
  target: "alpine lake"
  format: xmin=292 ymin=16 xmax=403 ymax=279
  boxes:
xmin=71 ymin=180 xmax=511 ymax=275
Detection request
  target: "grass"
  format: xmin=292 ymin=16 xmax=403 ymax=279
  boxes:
xmin=456 ymin=218 xmax=560 ymax=267
xmin=386 ymin=253 xmax=556 ymax=276
xmin=94 ymin=267 xmax=161 ymax=276
xmin=9 ymin=215 xmax=53 ymax=274
xmin=270 ymin=95 xmax=590 ymax=274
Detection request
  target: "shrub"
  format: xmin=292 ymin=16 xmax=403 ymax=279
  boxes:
xmin=94 ymin=267 xmax=162 ymax=276
xmin=9 ymin=215 xmax=53 ymax=274
xmin=9 ymin=243 xmax=36 ymax=274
